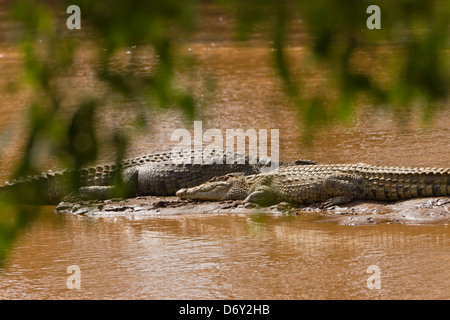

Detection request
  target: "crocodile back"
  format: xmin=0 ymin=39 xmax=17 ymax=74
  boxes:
xmin=274 ymin=164 xmax=450 ymax=201
xmin=0 ymin=150 xmax=273 ymax=204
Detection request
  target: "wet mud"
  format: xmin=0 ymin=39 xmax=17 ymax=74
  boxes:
xmin=56 ymin=196 xmax=450 ymax=226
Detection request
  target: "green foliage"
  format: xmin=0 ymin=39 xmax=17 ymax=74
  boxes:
xmin=6 ymin=0 xmax=449 ymax=170
xmin=213 ymin=0 xmax=448 ymax=130
xmin=0 ymin=0 xmax=449 ymax=263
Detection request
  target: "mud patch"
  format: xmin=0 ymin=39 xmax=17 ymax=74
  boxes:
xmin=56 ymin=196 xmax=258 ymax=216
xmin=309 ymin=197 xmax=450 ymax=225
xmin=55 ymin=196 xmax=450 ymax=225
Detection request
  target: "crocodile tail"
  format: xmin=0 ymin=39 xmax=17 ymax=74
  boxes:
xmin=0 ymin=162 xmax=120 ymax=205
xmin=411 ymin=169 xmax=450 ymax=199
xmin=364 ymin=167 xmax=450 ymax=201
xmin=0 ymin=170 xmax=78 ymax=205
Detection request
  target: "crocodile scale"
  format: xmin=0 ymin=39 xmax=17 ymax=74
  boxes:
xmin=0 ymin=150 xmax=299 ymax=205
xmin=177 ymin=163 xmax=450 ymax=206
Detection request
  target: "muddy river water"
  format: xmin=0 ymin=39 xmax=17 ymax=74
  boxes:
xmin=0 ymin=5 xmax=449 ymax=299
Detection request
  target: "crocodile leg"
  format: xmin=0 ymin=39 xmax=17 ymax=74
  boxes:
xmin=320 ymin=195 xmax=354 ymax=208
xmin=244 ymin=185 xmax=280 ymax=206
xmin=61 ymin=167 xmax=139 ymax=202
xmin=61 ymin=186 xmax=117 ymax=202
xmin=319 ymin=175 xmax=361 ymax=208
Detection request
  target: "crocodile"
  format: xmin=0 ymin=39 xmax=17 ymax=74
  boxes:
xmin=0 ymin=150 xmax=316 ymax=205
xmin=176 ymin=163 xmax=450 ymax=207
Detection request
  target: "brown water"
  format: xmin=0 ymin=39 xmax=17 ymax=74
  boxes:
xmin=0 ymin=210 xmax=449 ymax=299
xmin=0 ymin=4 xmax=449 ymax=300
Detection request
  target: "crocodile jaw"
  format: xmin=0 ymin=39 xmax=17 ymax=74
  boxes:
xmin=176 ymin=181 xmax=233 ymax=201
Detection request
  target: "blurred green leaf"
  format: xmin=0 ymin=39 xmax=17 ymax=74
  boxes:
xmin=1 ymin=0 xmax=449 ymax=262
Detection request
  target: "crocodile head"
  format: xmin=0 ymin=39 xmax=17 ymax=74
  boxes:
xmin=176 ymin=176 xmax=249 ymax=201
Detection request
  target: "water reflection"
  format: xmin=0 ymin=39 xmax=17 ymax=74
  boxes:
xmin=0 ymin=209 xmax=448 ymax=299
xmin=0 ymin=4 xmax=449 ymax=300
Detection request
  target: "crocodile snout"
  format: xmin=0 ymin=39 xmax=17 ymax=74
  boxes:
xmin=176 ymin=188 xmax=188 ymax=199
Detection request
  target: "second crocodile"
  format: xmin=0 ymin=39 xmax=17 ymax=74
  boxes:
xmin=0 ymin=150 xmax=314 ymax=205
xmin=176 ymin=163 xmax=450 ymax=207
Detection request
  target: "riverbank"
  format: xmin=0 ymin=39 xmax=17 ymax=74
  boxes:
xmin=55 ymin=196 xmax=450 ymax=226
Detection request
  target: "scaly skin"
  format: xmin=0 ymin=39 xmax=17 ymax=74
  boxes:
xmin=176 ymin=163 xmax=450 ymax=207
xmin=0 ymin=150 xmax=311 ymax=205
